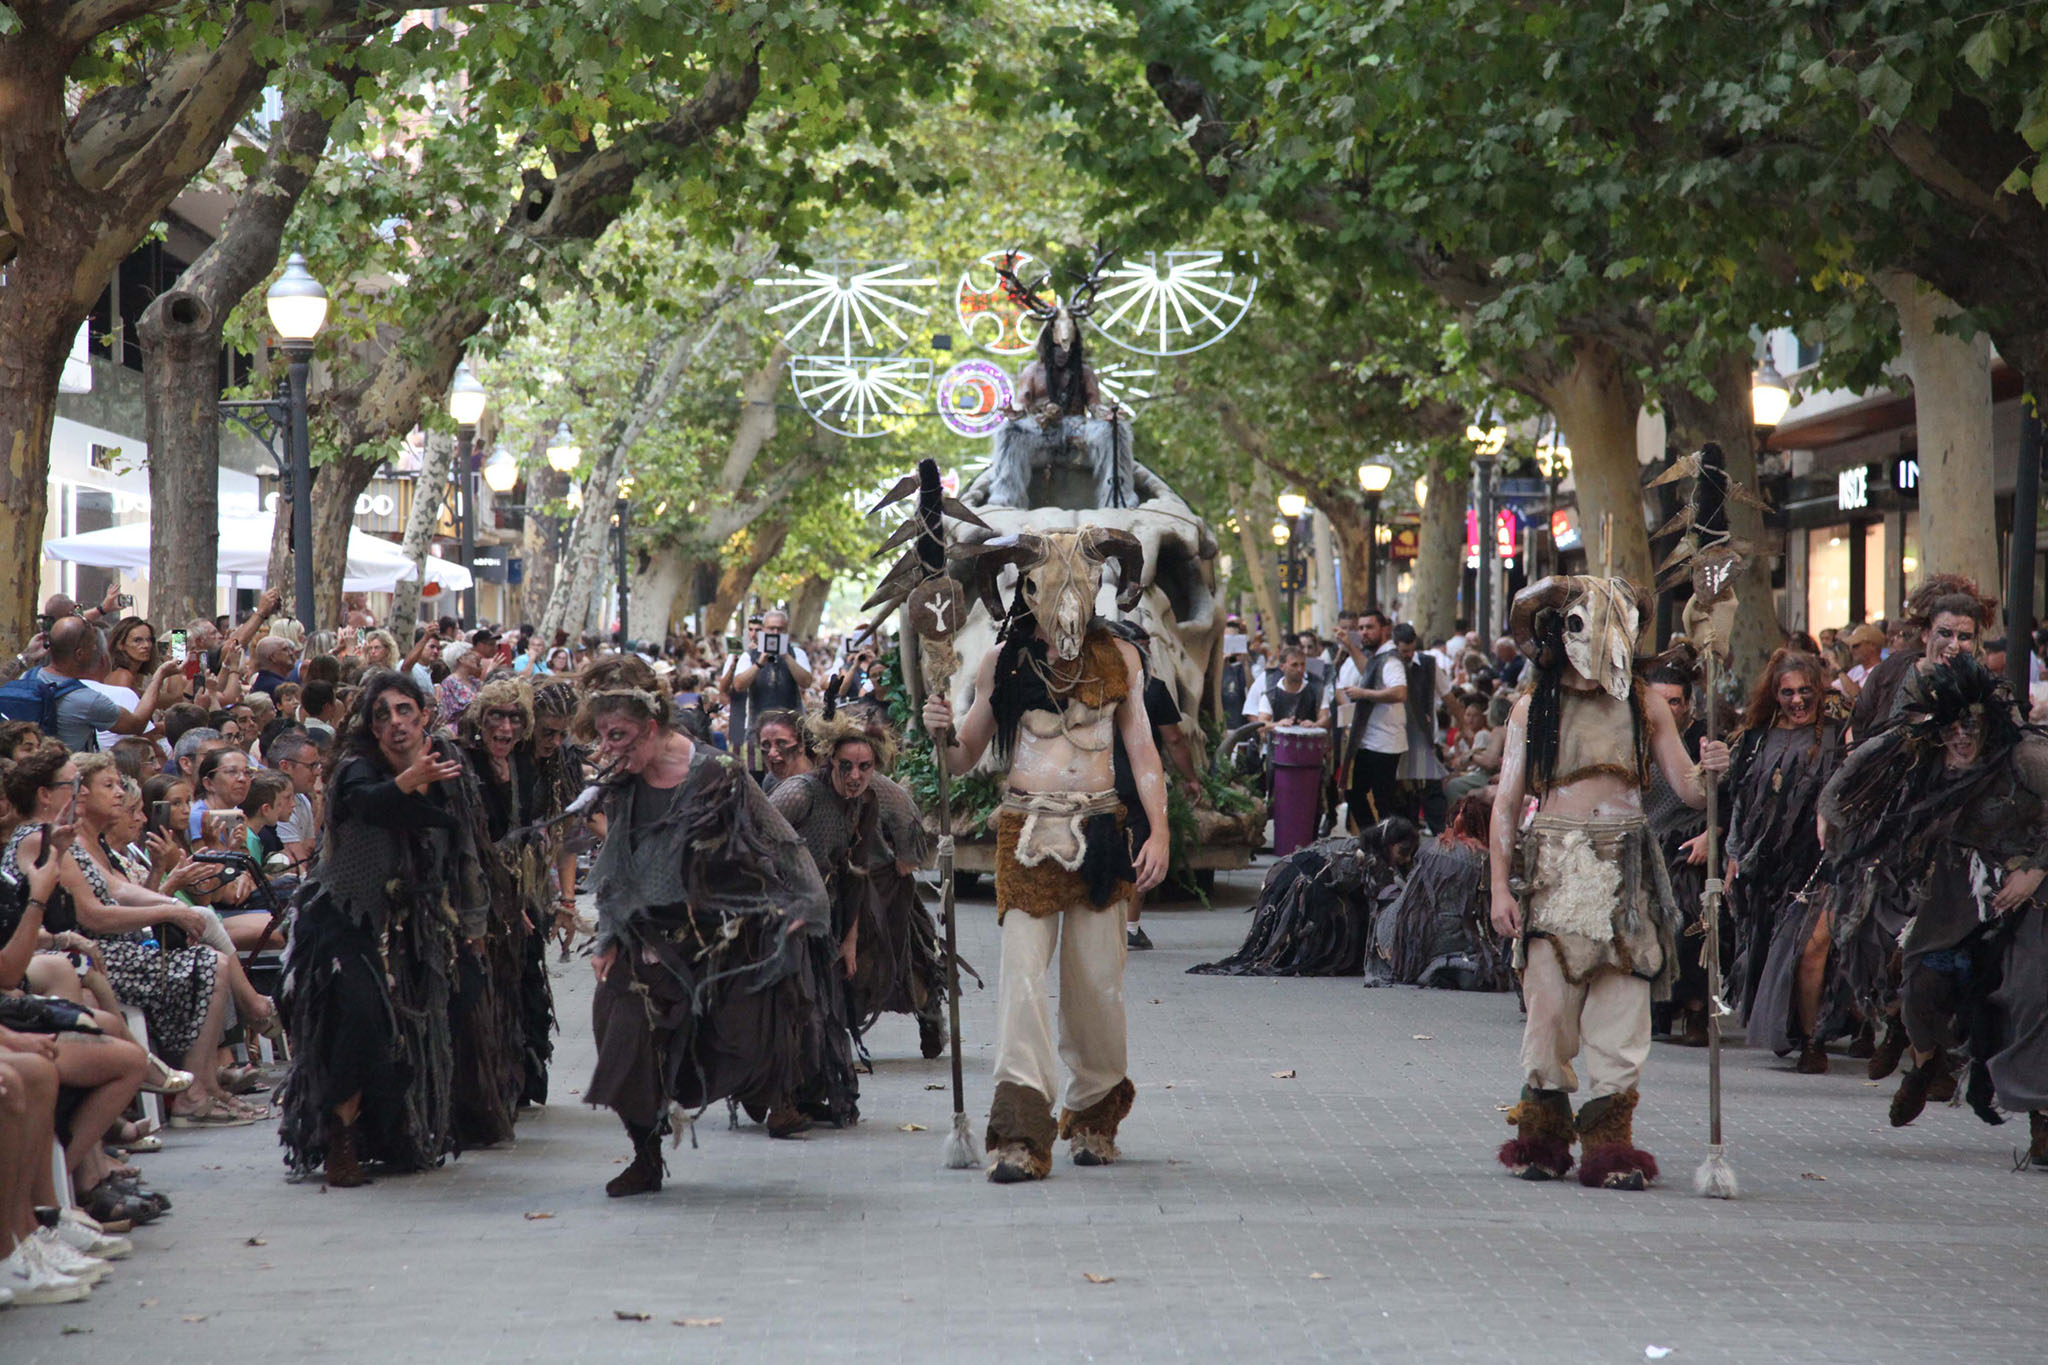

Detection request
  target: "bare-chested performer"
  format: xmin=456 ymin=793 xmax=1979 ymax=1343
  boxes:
xmin=921 ymin=528 xmax=1167 ymax=1182
xmin=1489 ymin=577 xmax=1729 ymax=1190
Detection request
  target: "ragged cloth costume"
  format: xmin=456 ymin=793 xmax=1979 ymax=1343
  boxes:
xmin=1644 ymin=719 xmax=1716 ymax=1042
xmin=276 ymin=738 xmax=489 ymax=1176
xmin=1496 ymin=576 xmax=1684 ymax=1190
xmin=1725 ymin=716 xmax=1846 ymax=1056
xmin=985 ymin=626 xmax=1140 ymax=1178
xmin=470 ymin=743 xmax=559 ymax=1109
xmin=584 ymin=749 xmax=843 ymax=1151
xmin=1190 ymin=827 xmax=1410 ymax=978
xmin=1818 ymin=659 xmax=2048 ymax=1158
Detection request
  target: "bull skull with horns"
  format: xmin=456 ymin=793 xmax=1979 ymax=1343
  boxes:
xmin=1508 ymin=575 xmax=1650 ymax=702
xmin=959 ymin=527 xmax=1145 ymax=662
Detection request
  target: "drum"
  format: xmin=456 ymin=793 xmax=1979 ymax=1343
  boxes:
xmin=1269 ymin=724 xmax=1328 ymax=856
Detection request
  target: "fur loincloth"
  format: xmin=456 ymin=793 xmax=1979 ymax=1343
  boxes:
xmin=995 ymin=791 xmax=1134 ymax=921
xmin=1516 ymin=813 xmax=1679 ymax=995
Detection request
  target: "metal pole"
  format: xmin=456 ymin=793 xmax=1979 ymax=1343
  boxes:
xmin=2007 ymin=397 xmax=2042 ymax=699
xmin=1363 ymin=494 xmax=1380 ymax=612
xmin=614 ymin=497 xmax=630 ymax=645
xmin=286 ymin=347 xmax=316 ymax=630
xmin=1474 ymin=456 xmax=1496 ymax=644
xmin=455 ymin=424 xmax=477 ymax=628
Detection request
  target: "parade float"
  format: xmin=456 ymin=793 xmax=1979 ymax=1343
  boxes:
xmin=787 ymin=247 xmax=1268 ymax=890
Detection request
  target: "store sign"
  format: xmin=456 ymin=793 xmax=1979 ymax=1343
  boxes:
xmin=469 ymin=554 xmax=522 ymax=584
xmin=1895 ymin=457 xmax=1919 ymax=495
xmin=1551 ymin=506 xmax=1582 ymax=552
xmin=1464 ymin=508 xmax=1521 ymax=566
xmin=1388 ymin=525 xmax=1420 ymax=562
xmin=1837 ymin=465 xmax=1869 ymax=511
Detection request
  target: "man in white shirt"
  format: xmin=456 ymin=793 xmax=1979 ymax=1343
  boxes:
xmin=1336 ymin=610 xmax=1407 ymax=831
xmin=1841 ymin=622 xmax=1884 ymax=697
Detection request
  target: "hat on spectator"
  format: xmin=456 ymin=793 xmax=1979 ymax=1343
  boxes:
xmin=1847 ymin=623 xmax=1885 ymax=650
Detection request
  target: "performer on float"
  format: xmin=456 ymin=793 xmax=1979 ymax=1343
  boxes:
xmin=579 ymin=687 xmax=837 ymax=1196
xmin=921 ymin=528 xmax=1168 ymax=1182
xmin=1489 ymin=577 xmax=1728 ymax=1190
xmin=770 ymin=716 xmax=948 ymax=1062
xmin=1820 ymin=654 xmax=2048 ymax=1163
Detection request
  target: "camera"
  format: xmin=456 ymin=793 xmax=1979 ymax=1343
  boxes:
xmin=761 ymin=632 xmax=784 ymax=657
xmin=167 ymin=629 xmax=188 ymax=665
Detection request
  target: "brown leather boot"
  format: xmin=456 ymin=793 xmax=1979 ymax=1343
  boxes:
xmin=325 ymin=1121 xmax=368 ymax=1189
xmin=1796 ymin=1040 xmax=1829 ymax=1074
xmin=1889 ymin=1050 xmax=1949 ymax=1128
xmin=1866 ymin=1020 xmax=1908 ymax=1080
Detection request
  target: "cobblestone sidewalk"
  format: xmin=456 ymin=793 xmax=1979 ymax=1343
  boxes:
xmin=5 ymin=872 xmax=2046 ymax=1362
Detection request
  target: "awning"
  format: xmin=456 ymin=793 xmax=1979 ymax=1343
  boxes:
xmin=44 ymin=513 xmax=474 ymax=594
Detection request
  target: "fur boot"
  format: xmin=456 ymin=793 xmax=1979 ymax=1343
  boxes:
xmin=985 ymin=1080 xmax=1057 ymax=1184
xmin=1060 ymin=1077 xmax=1136 ymax=1167
xmin=1497 ymin=1086 xmax=1574 ymax=1181
xmin=1889 ymin=1049 xmax=1950 ymax=1128
xmin=324 ymin=1120 xmax=367 ymax=1189
xmin=1866 ymin=1019 xmax=1908 ymax=1080
xmin=605 ymin=1121 xmax=665 ymax=1198
xmin=1576 ymin=1089 xmax=1657 ymax=1191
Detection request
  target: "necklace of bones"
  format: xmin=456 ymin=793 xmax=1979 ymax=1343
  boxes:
xmin=1023 ymin=649 xmax=1115 ymax=752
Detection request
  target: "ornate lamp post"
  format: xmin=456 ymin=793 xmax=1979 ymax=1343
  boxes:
xmin=1357 ymin=461 xmax=1392 ymax=611
xmin=447 ymin=359 xmax=488 ymax=626
xmin=263 ymin=253 xmax=328 ymax=628
xmin=1466 ymin=418 xmax=1507 ymax=642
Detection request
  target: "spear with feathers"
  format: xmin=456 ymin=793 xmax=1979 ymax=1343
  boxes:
xmin=862 ymin=458 xmax=989 ymax=1168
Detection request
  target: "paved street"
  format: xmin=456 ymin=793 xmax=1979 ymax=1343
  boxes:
xmin=6 ymin=869 xmax=2046 ymax=1362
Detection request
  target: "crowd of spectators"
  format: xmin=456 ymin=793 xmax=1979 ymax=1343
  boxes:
xmin=0 ymin=580 xmax=893 ymax=1308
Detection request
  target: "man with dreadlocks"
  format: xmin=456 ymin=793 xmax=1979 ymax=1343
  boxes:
xmin=1821 ymin=654 xmax=2048 ymax=1162
xmin=922 ymin=527 xmax=1168 ymax=1183
xmin=1490 ymin=577 xmax=1728 ymax=1190
xmin=770 ymin=716 xmax=946 ymax=1067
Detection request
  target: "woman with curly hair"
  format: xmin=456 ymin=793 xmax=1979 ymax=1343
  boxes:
xmin=1725 ymin=649 xmax=1848 ymax=1072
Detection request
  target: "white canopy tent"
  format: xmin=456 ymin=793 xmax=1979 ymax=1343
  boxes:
xmin=45 ymin=513 xmax=474 ymax=595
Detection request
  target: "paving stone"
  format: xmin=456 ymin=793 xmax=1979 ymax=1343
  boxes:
xmin=4 ymin=868 xmax=2045 ymax=1361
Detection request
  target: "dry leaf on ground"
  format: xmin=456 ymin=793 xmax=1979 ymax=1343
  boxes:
xmin=1799 ymin=1172 xmax=1826 ymax=1181
xmin=524 ymin=1211 xmax=555 ymax=1220
xmin=614 ymin=1310 xmax=651 ymax=1322
xmin=899 ymin=1122 xmax=929 ymax=1132
xmin=673 ymin=1317 xmax=725 ymax=1328
xmin=140 ymin=1298 xmax=159 ymax=1309
xmin=1271 ymin=1069 xmax=1297 ymax=1079
xmin=1309 ymin=1273 xmax=1330 ymax=1280
xmin=925 ymin=1083 xmax=945 ymax=1090
xmin=244 ymin=1236 xmax=267 ymax=1246
xmin=181 ymin=1314 xmax=208 ymax=1324
xmin=1083 ymin=1273 xmax=1115 ymax=1284
xmin=1412 ymin=1034 xmax=1433 ymax=1040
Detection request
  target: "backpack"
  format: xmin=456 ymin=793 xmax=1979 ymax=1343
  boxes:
xmin=0 ymin=667 xmax=92 ymax=745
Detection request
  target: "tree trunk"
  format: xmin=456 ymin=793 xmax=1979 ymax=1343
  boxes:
xmin=703 ymin=523 xmax=789 ymax=637
xmin=520 ymin=464 xmax=569 ymax=628
xmin=390 ymin=429 xmax=456 ymax=644
xmin=1658 ymin=349 xmax=1785 ymax=683
xmin=627 ymin=544 xmax=690 ymax=643
xmin=1327 ymin=509 xmax=1374 ymax=618
xmin=1876 ymin=271 xmax=2000 ymax=597
xmin=1413 ymin=453 xmax=1468 ymax=643
xmin=136 ymin=96 xmax=339 ymax=635
xmin=789 ymin=574 xmax=831 ymax=640
xmin=305 ymin=454 xmax=381 ymax=630
xmin=136 ymin=294 xmax=224 ymax=630
xmin=1522 ymin=338 xmax=1650 ymax=594
xmin=1225 ymin=472 xmax=1284 ymax=639
xmin=0 ymin=290 xmax=70 ymax=638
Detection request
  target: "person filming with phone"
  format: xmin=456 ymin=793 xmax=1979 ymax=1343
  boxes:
xmin=731 ymin=608 xmax=814 ymax=744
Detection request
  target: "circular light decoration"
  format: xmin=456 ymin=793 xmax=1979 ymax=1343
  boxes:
xmin=955 ymin=251 xmax=1059 ymax=356
xmin=788 ymin=354 xmax=934 ymax=439
xmin=1093 ymin=360 xmax=1157 ymax=413
xmin=936 ymin=359 xmax=1015 ymax=438
xmin=756 ymin=260 xmax=936 ymax=356
xmin=1088 ymin=249 xmax=1258 ymax=357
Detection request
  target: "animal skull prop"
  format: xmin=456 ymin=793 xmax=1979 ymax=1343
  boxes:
xmin=1510 ymin=575 xmax=1647 ymax=701
xmin=963 ymin=527 xmax=1145 ymax=663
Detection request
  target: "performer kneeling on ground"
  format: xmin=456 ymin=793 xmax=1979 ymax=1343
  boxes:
xmin=277 ymin=670 xmax=485 ymax=1187
xmin=922 ymin=528 xmax=1168 ymax=1183
xmin=1490 ymin=577 xmax=1728 ymax=1190
xmin=580 ymin=688 xmax=836 ymax=1196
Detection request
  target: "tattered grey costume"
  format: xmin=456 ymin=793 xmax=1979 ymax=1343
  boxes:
xmin=584 ymin=749 xmax=836 ymax=1130
xmin=982 ymin=415 xmax=1137 ymax=511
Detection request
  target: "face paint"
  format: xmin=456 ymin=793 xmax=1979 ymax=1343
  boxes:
xmin=1943 ymin=716 xmax=1985 ymax=769
xmin=1775 ymin=671 xmax=1818 ymax=726
xmin=1926 ymin=612 xmax=1978 ymax=665
xmin=830 ymin=743 xmax=876 ymax=800
xmin=534 ymin=718 xmax=571 ymax=758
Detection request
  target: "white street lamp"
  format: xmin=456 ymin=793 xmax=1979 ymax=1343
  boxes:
xmin=1357 ymin=462 xmax=1393 ymax=495
xmin=448 ymin=359 xmax=487 ymax=428
xmin=1276 ymin=491 xmax=1308 ymax=520
xmin=264 ymin=253 xmax=329 ymax=344
xmin=482 ymin=446 xmax=519 ymax=494
xmin=546 ymin=419 xmax=582 ymax=473
xmin=1752 ymin=359 xmax=1791 ymax=428
xmin=1270 ymin=519 xmax=1290 ymax=545
xmin=1414 ymin=475 xmax=1429 ymax=509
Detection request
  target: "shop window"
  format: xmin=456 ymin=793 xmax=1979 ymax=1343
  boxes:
xmin=1862 ymin=521 xmax=1885 ymax=623
xmin=1807 ymin=525 xmax=1851 ymax=634
xmin=1902 ymin=510 xmax=1922 ymax=599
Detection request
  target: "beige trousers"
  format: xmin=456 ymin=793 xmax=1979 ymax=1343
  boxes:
xmin=1518 ymin=937 xmax=1650 ymax=1097
xmin=992 ymin=900 xmax=1129 ymax=1115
